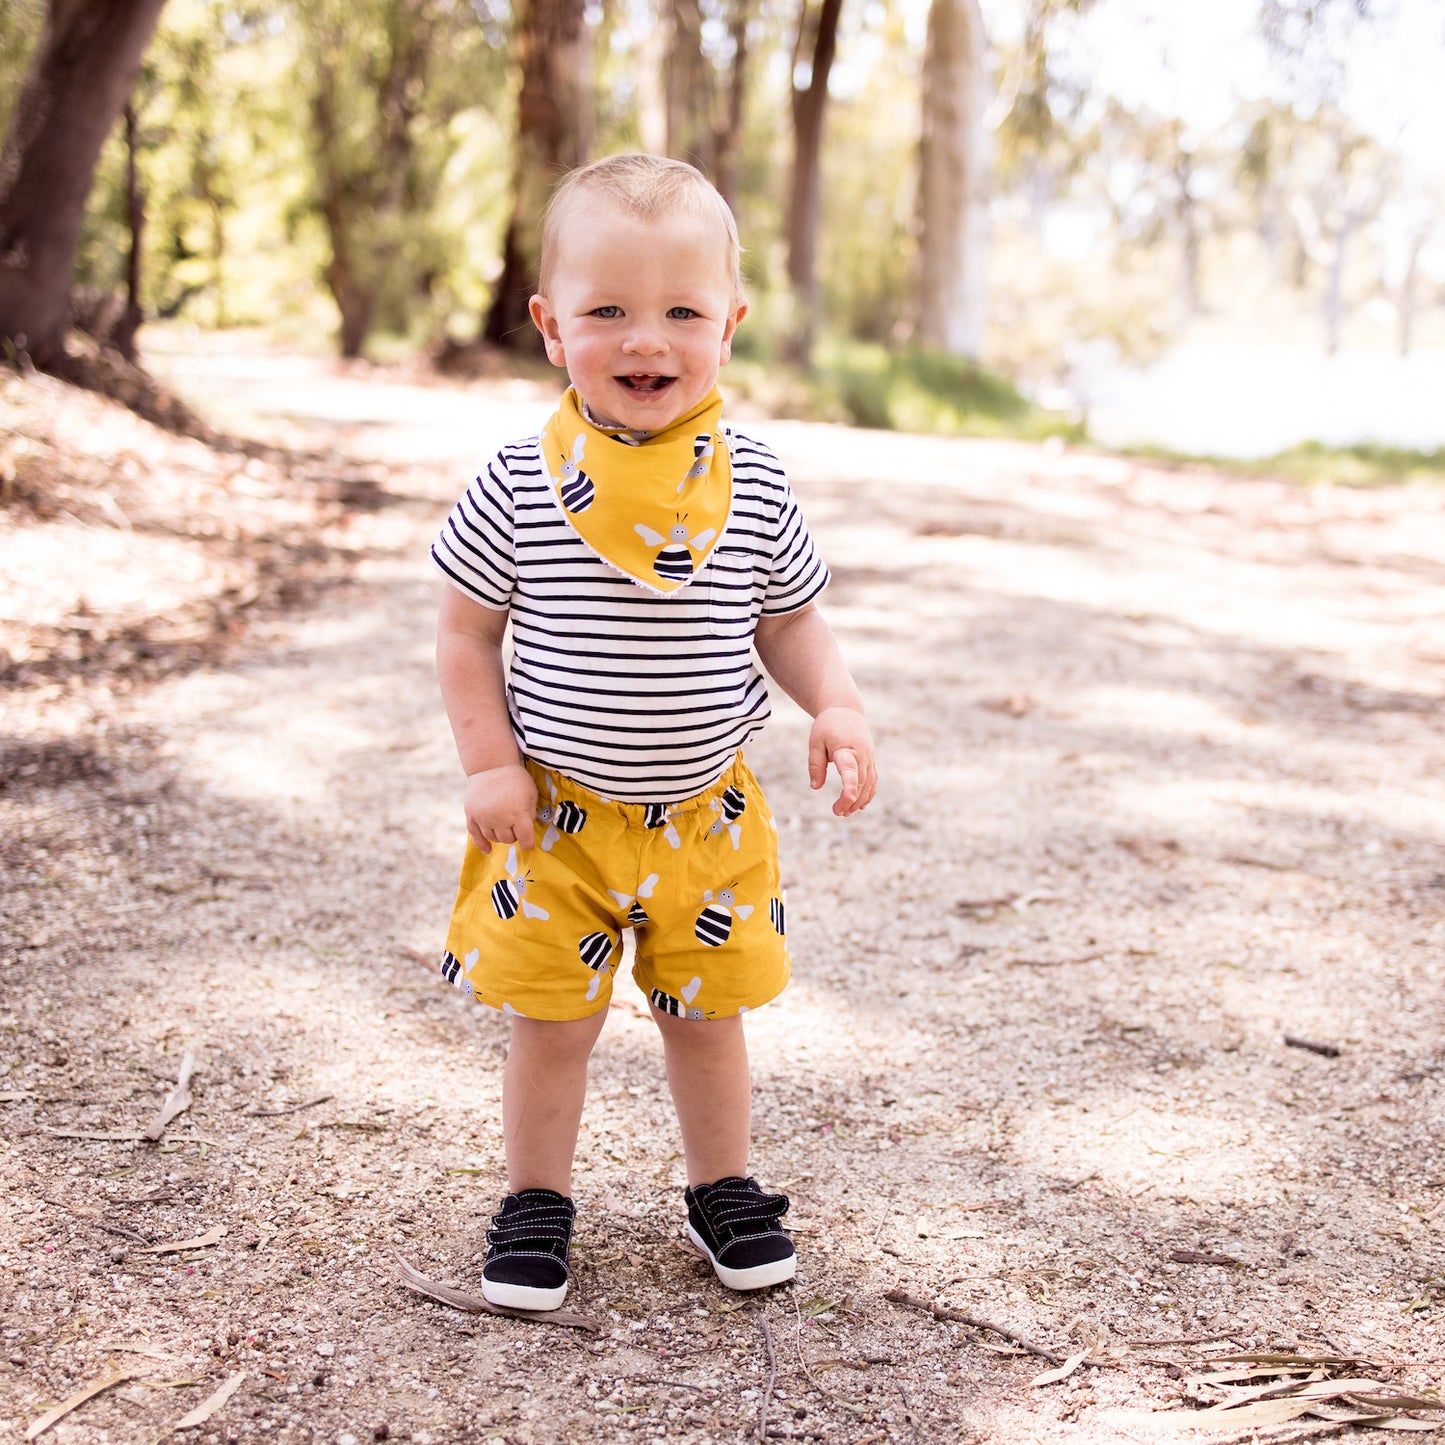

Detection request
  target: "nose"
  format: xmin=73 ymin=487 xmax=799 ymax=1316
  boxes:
xmin=622 ymin=321 xmax=668 ymax=357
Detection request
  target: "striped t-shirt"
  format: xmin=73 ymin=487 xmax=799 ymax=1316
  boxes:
xmin=431 ymin=427 xmax=830 ymax=803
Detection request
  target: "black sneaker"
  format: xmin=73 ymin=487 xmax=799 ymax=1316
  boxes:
xmin=685 ymin=1176 xmax=796 ymax=1290
xmin=481 ymin=1189 xmax=575 ymax=1309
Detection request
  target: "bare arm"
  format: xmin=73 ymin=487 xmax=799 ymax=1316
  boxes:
xmin=436 ymin=584 xmax=536 ymax=852
xmin=754 ymin=603 xmax=877 ymax=817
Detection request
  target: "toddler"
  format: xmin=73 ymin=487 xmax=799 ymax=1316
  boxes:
xmin=432 ymin=153 xmax=876 ymax=1309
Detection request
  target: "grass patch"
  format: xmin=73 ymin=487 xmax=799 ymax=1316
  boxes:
xmin=810 ymin=338 xmax=1084 ymax=442
xmin=1256 ymin=440 xmax=1445 ymax=488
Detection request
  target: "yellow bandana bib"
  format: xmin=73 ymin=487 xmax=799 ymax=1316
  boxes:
xmin=540 ymin=386 xmax=732 ymax=593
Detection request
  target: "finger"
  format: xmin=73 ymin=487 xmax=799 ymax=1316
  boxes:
xmin=807 ymin=733 xmax=828 ymax=791
xmin=831 ymin=748 xmax=860 ymax=816
xmin=514 ymin=816 xmax=537 ymax=851
xmin=468 ymin=822 xmax=493 ymax=856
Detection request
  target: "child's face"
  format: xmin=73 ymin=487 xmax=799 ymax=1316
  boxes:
xmin=529 ymin=205 xmax=747 ymax=432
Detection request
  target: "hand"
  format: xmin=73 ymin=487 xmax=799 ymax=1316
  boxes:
xmin=463 ymin=764 xmax=538 ymax=853
xmin=807 ymin=706 xmax=877 ymax=817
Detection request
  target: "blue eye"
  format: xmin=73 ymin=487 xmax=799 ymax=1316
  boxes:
xmin=591 ymin=305 xmax=621 ymax=318
xmin=668 ymin=307 xmax=698 ymax=320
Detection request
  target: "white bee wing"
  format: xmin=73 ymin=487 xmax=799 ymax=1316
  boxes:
xmin=607 ymin=887 xmax=634 ymax=907
xmin=505 ymin=845 xmax=519 ymax=875
xmin=734 ymin=903 xmax=754 ymax=920
xmin=702 ymin=889 xmax=714 ymax=904
xmin=664 ymin=823 xmax=681 ymax=849
xmin=728 ymin=823 xmax=742 ymax=850
xmin=637 ymin=873 xmax=660 ymax=898
xmin=634 ymin=523 xmax=665 ymax=545
xmin=572 ymin=433 xmax=586 ymax=460
xmin=521 ymin=901 xmax=550 ymax=921
xmin=689 ymin=527 xmax=716 ymax=549
xmin=586 ymin=973 xmax=601 ymax=1002
xmin=540 ymin=825 xmax=559 ymax=852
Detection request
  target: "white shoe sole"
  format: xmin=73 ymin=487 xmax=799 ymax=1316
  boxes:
xmin=687 ymin=1224 xmax=797 ymax=1290
xmin=481 ymin=1276 xmax=569 ymax=1311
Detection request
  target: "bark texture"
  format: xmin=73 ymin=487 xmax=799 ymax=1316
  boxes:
xmin=0 ymin=0 xmax=169 ymax=367
xmin=916 ymin=0 xmax=990 ymax=358
xmin=482 ymin=0 xmax=585 ymax=352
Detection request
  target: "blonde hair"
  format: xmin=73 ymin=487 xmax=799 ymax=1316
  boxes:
xmin=537 ymin=154 xmax=745 ymax=303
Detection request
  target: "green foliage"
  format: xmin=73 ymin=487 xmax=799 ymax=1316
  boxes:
xmin=803 ymin=337 xmax=1084 ymax=440
xmin=0 ymin=0 xmax=45 ymax=140
xmin=1260 ymin=440 xmax=1445 ymax=488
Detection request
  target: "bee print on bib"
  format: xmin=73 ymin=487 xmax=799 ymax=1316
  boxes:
xmin=634 ymin=515 xmax=716 ymax=583
xmin=557 ymin=433 xmax=594 ymax=512
xmin=492 ymin=845 xmax=550 ymax=922
xmin=676 ymin=434 xmax=714 ymax=494
xmin=695 ymin=885 xmax=753 ymax=947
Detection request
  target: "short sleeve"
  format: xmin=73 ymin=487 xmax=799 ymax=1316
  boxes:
xmin=430 ymin=449 xmax=520 ymax=611
xmin=761 ymin=482 xmax=830 ymax=617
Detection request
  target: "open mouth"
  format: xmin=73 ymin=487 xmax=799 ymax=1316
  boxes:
xmin=618 ymin=374 xmax=675 ymax=393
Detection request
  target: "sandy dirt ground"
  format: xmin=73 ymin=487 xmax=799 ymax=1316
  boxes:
xmin=2 ymin=332 xmax=1444 ymax=1445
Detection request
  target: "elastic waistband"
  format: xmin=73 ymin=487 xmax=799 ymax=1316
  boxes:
xmin=524 ymin=753 xmax=752 ymax=824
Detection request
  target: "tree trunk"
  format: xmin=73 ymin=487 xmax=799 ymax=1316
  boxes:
xmin=0 ymin=0 xmax=169 ymax=368
xmin=482 ymin=0 xmax=585 ymax=351
xmin=785 ymin=0 xmax=844 ymax=366
xmin=115 ymin=101 xmax=145 ymax=362
xmin=666 ymin=0 xmax=712 ymax=169
xmin=915 ymin=0 xmax=989 ymax=358
xmin=713 ymin=0 xmax=751 ymax=213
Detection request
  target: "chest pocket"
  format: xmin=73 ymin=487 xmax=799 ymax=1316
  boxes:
xmin=705 ymin=546 xmax=757 ymax=639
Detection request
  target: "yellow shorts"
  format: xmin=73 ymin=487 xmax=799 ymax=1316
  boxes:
xmin=441 ymin=754 xmax=790 ymax=1021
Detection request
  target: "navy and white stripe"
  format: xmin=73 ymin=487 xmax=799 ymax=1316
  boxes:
xmin=432 ymin=429 xmax=830 ymax=803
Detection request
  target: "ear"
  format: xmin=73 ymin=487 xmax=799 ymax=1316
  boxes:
xmin=719 ymin=300 xmax=748 ymax=364
xmin=529 ymin=294 xmax=567 ymax=367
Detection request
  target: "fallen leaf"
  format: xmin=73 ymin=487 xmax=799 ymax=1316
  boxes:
xmin=138 ymin=1226 xmax=227 ymax=1255
xmin=1030 ymin=1351 xmax=1088 ymax=1387
xmin=26 ymin=1363 xmax=149 ymax=1440
xmin=396 ymin=1254 xmax=599 ymax=1331
xmin=171 ymin=1371 xmax=246 ymax=1430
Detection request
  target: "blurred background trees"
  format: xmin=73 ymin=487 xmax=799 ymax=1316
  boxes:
xmin=1 ymin=0 xmax=1441 ymax=411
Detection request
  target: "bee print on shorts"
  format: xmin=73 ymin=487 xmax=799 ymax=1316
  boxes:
xmin=695 ymin=886 xmax=754 ymax=947
xmin=537 ymin=774 xmax=587 ymax=852
xmin=634 ymin=515 xmax=716 ymax=583
xmin=650 ymin=976 xmax=704 ymax=1020
xmin=441 ymin=946 xmax=481 ymax=999
xmin=492 ymin=845 xmax=550 ymax=922
xmin=608 ymin=872 xmax=660 ymax=927
xmin=707 ymin=785 xmax=746 ymax=850
xmin=769 ymin=896 xmax=786 ymax=935
xmin=579 ymin=930 xmax=618 ymax=1003
xmin=642 ymin=802 xmax=683 ymax=850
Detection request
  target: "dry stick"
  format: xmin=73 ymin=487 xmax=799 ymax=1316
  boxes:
xmin=886 ymin=1290 xmax=1086 ymax=1367
xmin=897 ymin=1383 xmax=920 ymax=1445
xmin=1283 ymin=1035 xmax=1341 ymax=1059
xmin=39 ymin=1197 xmax=150 ymax=1245
xmin=246 ymin=1095 xmax=332 ymax=1117
xmin=1127 ymin=1331 xmax=1243 ymax=1347
xmin=757 ymin=1314 xmax=778 ymax=1444
xmin=143 ymin=1051 xmax=196 ymax=1142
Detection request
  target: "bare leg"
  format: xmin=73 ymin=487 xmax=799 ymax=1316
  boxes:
xmin=651 ymin=1007 xmax=751 ymax=1186
xmin=502 ymin=1012 xmax=608 ymax=1195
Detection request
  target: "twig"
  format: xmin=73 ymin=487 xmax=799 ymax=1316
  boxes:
xmin=1283 ymin=1035 xmax=1341 ymax=1058
xmin=1127 ymin=1332 xmax=1242 ymax=1347
xmin=757 ymin=1314 xmax=777 ymax=1443
xmin=1421 ymin=1195 xmax=1445 ymax=1223
xmin=246 ymin=1095 xmax=332 ymax=1117
xmin=897 ymin=1383 xmax=920 ymax=1444
xmin=885 ymin=1290 xmax=1076 ymax=1366
xmin=143 ymin=1051 xmax=196 ymax=1141
xmin=39 ymin=1197 xmax=150 ymax=1245
xmin=1007 ymin=952 xmax=1106 ymax=968
xmin=873 ymin=1187 xmax=899 ymax=1243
